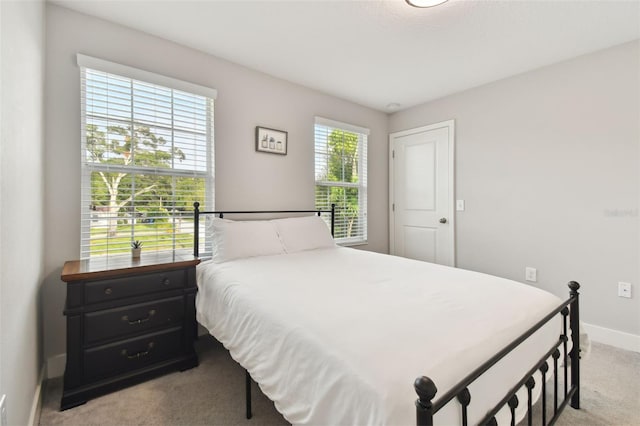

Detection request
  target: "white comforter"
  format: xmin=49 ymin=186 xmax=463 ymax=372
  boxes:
xmin=196 ymin=247 xmax=563 ymax=425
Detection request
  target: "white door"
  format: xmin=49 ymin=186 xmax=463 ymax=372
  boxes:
xmin=389 ymin=120 xmax=454 ymax=266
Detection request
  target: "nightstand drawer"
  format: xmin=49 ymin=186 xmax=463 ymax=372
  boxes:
xmin=84 ymin=327 xmax=182 ymax=382
xmin=84 ymin=269 xmax=185 ymax=304
xmin=84 ymin=296 xmax=184 ymax=344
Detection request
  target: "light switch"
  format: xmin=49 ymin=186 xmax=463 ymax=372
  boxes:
xmin=456 ymin=200 xmax=465 ymax=211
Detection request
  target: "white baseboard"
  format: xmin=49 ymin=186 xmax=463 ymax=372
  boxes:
xmin=47 ymin=353 xmax=66 ymax=379
xmin=584 ymin=323 xmax=640 ymax=352
xmin=27 ymin=366 xmax=45 ymax=426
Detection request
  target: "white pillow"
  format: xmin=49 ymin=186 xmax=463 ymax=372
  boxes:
xmin=272 ymin=215 xmax=336 ymax=253
xmin=211 ymin=218 xmax=285 ymax=263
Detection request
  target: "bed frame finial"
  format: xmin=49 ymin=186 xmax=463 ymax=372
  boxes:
xmin=415 ymin=376 xmax=437 ymax=426
xmin=568 ymin=281 xmax=580 ymax=295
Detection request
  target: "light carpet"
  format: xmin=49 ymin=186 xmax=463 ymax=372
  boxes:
xmin=39 ymin=337 xmax=639 ymax=425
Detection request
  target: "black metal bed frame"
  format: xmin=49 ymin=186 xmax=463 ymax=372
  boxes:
xmin=415 ymin=281 xmax=580 ymax=426
xmin=192 ymin=202 xmax=581 ymax=426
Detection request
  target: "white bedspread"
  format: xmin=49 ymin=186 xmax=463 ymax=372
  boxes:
xmin=196 ymin=247 xmax=564 ymax=425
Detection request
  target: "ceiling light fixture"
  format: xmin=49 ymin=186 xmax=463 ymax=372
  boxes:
xmin=405 ymin=0 xmax=448 ymax=8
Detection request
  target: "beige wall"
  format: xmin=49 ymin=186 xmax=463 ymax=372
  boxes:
xmin=42 ymin=4 xmax=638 ymax=372
xmin=42 ymin=4 xmax=389 ymax=364
xmin=390 ymin=41 xmax=640 ymax=337
xmin=0 ymin=0 xmax=46 ymax=424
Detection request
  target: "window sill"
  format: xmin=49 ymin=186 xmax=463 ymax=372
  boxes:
xmin=338 ymin=240 xmax=368 ymax=248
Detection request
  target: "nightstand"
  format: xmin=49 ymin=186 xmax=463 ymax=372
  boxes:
xmin=59 ymin=252 xmax=200 ymax=410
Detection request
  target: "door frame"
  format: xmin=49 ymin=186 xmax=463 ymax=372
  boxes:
xmin=389 ymin=119 xmax=456 ymax=266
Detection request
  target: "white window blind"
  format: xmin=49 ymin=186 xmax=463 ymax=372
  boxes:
xmin=79 ymin=55 xmax=214 ymax=259
xmin=314 ymin=117 xmax=368 ymax=245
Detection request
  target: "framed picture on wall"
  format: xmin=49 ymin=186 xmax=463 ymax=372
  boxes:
xmin=256 ymin=126 xmax=288 ymax=155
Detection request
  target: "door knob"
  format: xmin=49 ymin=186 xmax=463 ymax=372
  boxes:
xmin=439 ymin=218 xmax=447 ymax=224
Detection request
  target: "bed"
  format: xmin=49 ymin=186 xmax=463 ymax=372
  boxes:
xmin=192 ymin=203 xmax=581 ymax=426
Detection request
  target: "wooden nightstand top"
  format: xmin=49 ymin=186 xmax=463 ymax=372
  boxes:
xmin=61 ymin=252 xmax=201 ymax=282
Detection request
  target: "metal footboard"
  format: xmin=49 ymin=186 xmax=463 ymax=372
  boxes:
xmin=415 ymin=282 xmax=581 ymax=426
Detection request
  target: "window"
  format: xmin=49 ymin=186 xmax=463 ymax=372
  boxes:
xmin=314 ymin=117 xmax=368 ymax=245
xmin=78 ymin=55 xmax=215 ymax=259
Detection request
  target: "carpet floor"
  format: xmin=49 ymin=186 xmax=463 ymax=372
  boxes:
xmin=39 ymin=337 xmax=639 ymax=425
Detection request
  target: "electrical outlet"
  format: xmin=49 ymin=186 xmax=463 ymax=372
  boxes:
xmin=618 ymin=282 xmax=632 ymax=298
xmin=0 ymin=394 xmax=7 ymax=426
xmin=525 ymin=267 xmax=537 ymax=283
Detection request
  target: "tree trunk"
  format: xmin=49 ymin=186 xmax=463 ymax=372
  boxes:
xmin=101 ymin=172 xmax=126 ymax=237
xmin=347 ymin=216 xmax=355 ymax=237
xmin=108 ymin=191 xmax=119 ymax=237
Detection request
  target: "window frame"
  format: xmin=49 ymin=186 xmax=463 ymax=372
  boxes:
xmin=78 ymin=54 xmax=215 ymax=259
xmin=314 ymin=116 xmax=368 ymax=246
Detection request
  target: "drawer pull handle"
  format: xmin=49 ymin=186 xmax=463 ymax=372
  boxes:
xmin=121 ymin=309 xmax=156 ymax=325
xmin=104 ymin=288 xmax=113 ymax=295
xmin=121 ymin=342 xmax=154 ymax=359
xmin=162 ymin=278 xmax=170 ymax=286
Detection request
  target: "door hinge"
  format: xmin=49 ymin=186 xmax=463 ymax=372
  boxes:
xmin=392 ymin=150 xmax=395 ymax=159
xmin=392 ymin=203 xmax=395 ymax=212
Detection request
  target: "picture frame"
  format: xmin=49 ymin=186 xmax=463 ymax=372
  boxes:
xmin=256 ymin=126 xmax=288 ymax=155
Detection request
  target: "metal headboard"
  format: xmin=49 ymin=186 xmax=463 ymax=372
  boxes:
xmin=192 ymin=202 xmax=336 ymax=257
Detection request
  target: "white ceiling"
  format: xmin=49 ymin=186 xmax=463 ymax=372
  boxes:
xmin=52 ymin=0 xmax=640 ymax=112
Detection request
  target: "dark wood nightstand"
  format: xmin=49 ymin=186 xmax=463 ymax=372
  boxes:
xmin=59 ymin=252 xmax=200 ymax=410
